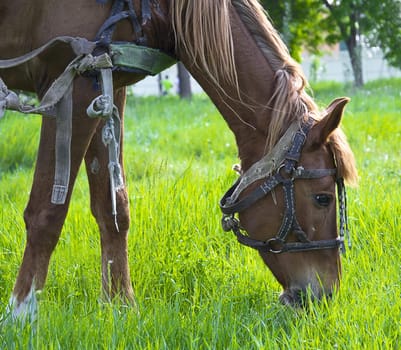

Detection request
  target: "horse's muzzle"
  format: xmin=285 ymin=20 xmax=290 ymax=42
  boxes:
xmin=279 ymin=288 xmax=333 ymax=307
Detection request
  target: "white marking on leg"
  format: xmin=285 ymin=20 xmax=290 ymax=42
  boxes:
xmin=6 ymin=283 xmax=38 ymax=325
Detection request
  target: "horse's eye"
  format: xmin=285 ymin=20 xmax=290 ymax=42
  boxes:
xmin=314 ymin=194 xmax=333 ymax=207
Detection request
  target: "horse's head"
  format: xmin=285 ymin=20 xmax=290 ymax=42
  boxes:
xmin=222 ymin=97 xmax=358 ymax=306
xmin=170 ymin=0 xmax=358 ymax=305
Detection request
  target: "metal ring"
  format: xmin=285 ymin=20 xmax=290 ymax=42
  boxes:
xmin=266 ymin=238 xmax=286 ymax=254
xmin=276 ymin=163 xmax=295 ymax=181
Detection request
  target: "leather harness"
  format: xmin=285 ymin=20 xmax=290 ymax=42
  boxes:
xmin=0 ymin=0 xmax=176 ymax=228
xmin=220 ymin=116 xmax=350 ymax=254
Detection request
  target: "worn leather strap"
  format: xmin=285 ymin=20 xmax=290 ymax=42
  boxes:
xmin=220 ymin=173 xmax=282 ymax=215
xmin=283 ymin=116 xmax=314 ymax=173
xmin=110 ymin=43 xmax=176 ymax=75
xmin=141 ymin=0 xmax=151 ymax=23
xmin=96 ymin=0 xmax=151 ymax=47
xmin=227 ymin=120 xmax=301 ymax=205
xmin=0 ymin=37 xmax=96 ymax=70
xmin=0 ymin=51 xmax=112 ymax=117
xmin=51 ymin=84 xmax=73 ymax=204
xmin=0 ymin=40 xmax=113 ymax=205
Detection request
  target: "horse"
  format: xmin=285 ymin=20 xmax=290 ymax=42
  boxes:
xmin=0 ymin=0 xmax=358 ymax=321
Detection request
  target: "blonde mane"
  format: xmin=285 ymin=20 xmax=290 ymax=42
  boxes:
xmin=170 ymin=0 xmax=357 ymax=185
xmin=171 ymin=0 xmax=238 ymax=88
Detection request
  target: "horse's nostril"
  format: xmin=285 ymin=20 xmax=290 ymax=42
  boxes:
xmin=279 ymin=289 xmax=315 ymax=307
xmin=279 ymin=289 xmax=303 ymax=307
xmin=280 ymin=287 xmax=334 ymax=308
xmin=279 ymin=292 xmax=294 ymax=306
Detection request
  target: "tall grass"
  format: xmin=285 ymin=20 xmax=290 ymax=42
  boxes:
xmin=0 ymin=79 xmax=400 ymax=349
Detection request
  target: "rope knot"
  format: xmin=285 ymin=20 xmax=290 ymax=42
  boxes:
xmin=102 ymin=119 xmax=114 ymax=145
xmin=0 ymin=78 xmax=21 ymax=118
xmin=87 ymin=95 xmax=113 ymax=118
xmin=74 ymin=53 xmax=112 ymax=74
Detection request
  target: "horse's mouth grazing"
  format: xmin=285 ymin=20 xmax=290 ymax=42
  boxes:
xmin=279 ymin=288 xmax=332 ymax=307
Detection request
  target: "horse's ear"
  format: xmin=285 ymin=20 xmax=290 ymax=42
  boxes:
xmin=310 ymin=97 xmax=350 ymax=145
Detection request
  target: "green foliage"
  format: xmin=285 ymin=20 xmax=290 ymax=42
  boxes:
xmin=323 ymin=0 xmax=401 ymax=67
xmin=322 ymin=0 xmax=401 ymax=86
xmin=261 ymin=0 xmax=401 ymax=85
xmin=261 ymin=0 xmax=331 ymax=61
xmin=1 ymin=80 xmax=400 ymax=348
xmin=362 ymin=0 xmax=401 ymax=68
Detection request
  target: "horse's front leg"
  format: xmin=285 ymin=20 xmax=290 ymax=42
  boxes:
xmin=84 ymin=87 xmax=134 ymax=305
xmin=8 ymin=78 xmax=100 ymax=321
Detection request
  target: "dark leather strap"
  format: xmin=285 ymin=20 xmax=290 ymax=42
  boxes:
xmin=284 ymin=116 xmax=314 ymax=173
xmin=220 ymin=173 xmax=282 ymax=215
xmin=228 ymin=217 xmax=341 ymax=254
xmin=220 ymin=116 xmax=347 ymax=254
xmin=96 ymin=0 xmax=151 ymax=47
xmin=141 ymin=0 xmax=151 ymax=23
xmin=275 ymin=179 xmax=296 ymax=241
xmin=220 ymin=165 xmax=336 ymax=216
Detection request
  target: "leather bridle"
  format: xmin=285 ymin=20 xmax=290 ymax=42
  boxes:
xmin=220 ymin=116 xmax=350 ymax=254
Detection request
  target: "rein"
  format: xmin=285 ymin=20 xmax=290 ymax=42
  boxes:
xmin=220 ymin=116 xmax=350 ymax=254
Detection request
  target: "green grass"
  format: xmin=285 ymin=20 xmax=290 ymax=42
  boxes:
xmin=0 ymin=78 xmax=400 ymax=349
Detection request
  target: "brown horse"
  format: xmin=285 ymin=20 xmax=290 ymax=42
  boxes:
xmin=0 ymin=0 xmax=357 ymax=320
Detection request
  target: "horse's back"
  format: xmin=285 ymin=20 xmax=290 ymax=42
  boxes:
xmin=1 ymin=1 xmax=114 ymax=51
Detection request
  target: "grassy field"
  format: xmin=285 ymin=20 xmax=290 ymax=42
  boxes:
xmin=0 ymin=79 xmax=400 ymax=349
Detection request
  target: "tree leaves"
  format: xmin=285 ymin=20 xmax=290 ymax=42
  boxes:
xmin=260 ymin=0 xmax=401 ymax=85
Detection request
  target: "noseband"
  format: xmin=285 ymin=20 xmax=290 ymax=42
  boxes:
xmin=220 ymin=116 xmax=350 ymax=254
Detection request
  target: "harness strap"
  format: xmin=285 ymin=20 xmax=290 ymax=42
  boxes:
xmin=337 ymin=178 xmax=350 ymax=254
xmin=96 ymin=0 xmax=151 ymax=47
xmin=220 ymin=173 xmax=281 ymax=215
xmin=49 ymin=53 xmax=112 ymax=204
xmin=283 ymin=117 xmax=314 ymax=173
xmin=276 ymin=179 xmax=296 ymax=242
xmin=227 ymin=121 xmax=300 ymax=204
xmin=223 ymin=215 xmax=342 ymax=253
xmin=52 ymin=84 xmax=73 ymax=204
xmin=0 ymin=53 xmax=111 ymax=118
xmin=0 ymin=79 xmax=20 ymax=118
xmin=0 ymin=38 xmax=105 ymax=119
xmin=96 ymin=11 xmax=142 ymax=44
xmin=0 ymin=37 xmax=96 ymax=70
xmin=103 ymin=107 xmax=124 ymax=231
xmin=87 ymin=68 xmax=123 ymax=230
xmin=141 ymin=0 xmax=151 ymax=23
xmin=220 ymin=167 xmax=336 ymax=215
xmin=110 ymin=43 xmax=176 ymax=75
xmin=0 ymin=42 xmax=113 ymax=205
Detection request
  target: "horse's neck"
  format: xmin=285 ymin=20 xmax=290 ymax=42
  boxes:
xmin=180 ymin=7 xmax=276 ymax=171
